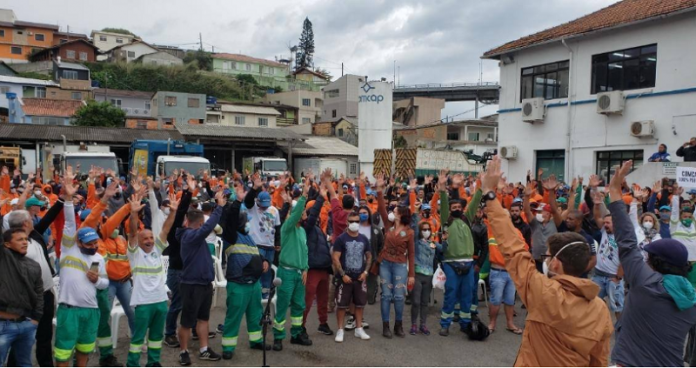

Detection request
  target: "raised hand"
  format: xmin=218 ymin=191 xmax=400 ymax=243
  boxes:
xmin=608 ymin=161 xmax=632 ymax=201
xmin=437 ymin=169 xmax=449 ymax=191
xmin=168 ymin=193 xmax=180 ymax=212
xmin=62 ymin=167 xmax=78 ymax=198
xmin=131 ymin=178 xmax=142 ymax=193
xmin=452 ymin=173 xmax=464 ymax=187
xmin=281 ymin=188 xmax=291 ymax=203
xmin=129 ymin=193 xmax=145 ymax=213
xmin=215 ymin=189 xmax=227 ymax=206
xmin=589 ymin=174 xmax=601 ymax=188
xmin=409 ymin=177 xmax=417 ymax=190
xmin=571 ymin=177 xmax=579 ymax=192
xmin=592 ymin=190 xmax=606 ymax=204
xmin=542 ymin=174 xmax=559 ymax=191
xmin=424 ymin=175 xmax=433 ymax=186
xmin=186 ymin=175 xmax=197 ymax=192
xmin=319 ymin=181 xmax=328 ymax=198
xmin=524 ymin=181 xmax=534 ymax=197
xmin=252 ymin=174 xmax=263 ymax=190
xmin=375 ymin=173 xmax=386 ymax=191
xmin=537 ymin=168 xmax=544 ymax=179
xmin=652 ymin=180 xmax=662 ymax=194
xmin=481 ymin=155 xmax=502 ymax=193
xmin=305 ymin=168 xmax=315 ymax=184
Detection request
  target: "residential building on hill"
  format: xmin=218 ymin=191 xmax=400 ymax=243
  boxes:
xmin=293 ymin=67 xmax=330 ymax=86
xmin=392 ymin=97 xmax=445 ymax=127
xmin=30 ymin=39 xmax=99 ymax=63
xmin=0 ymin=9 xmax=58 ymax=63
xmin=394 ymin=118 xmax=498 ymax=156
xmin=93 ymin=88 xmax=154 ymax=118
xmin=313 ymin=116 xmax=358 ymax=146
xmin=135 ymin=51 xmax=183 ymax=66
xmin=263 ymin=90 xmax=322 ymax=125
xmin=0 ymin=75 xmax=58 ymax=114
xmin=52 ymin=31 xmax=89 ymax=45
xmin=8 ymin=97 xmax=84 ymax=125
xmin=107 ymin=40 xmax=158 ymax=63
xmin=482 ymin=0 xmax=696 ymax=183
xmin=218 ymin=102 xmax=280 ymax=128
xmin=151 ymin=91 xmax=206 ymax=129
xmin=91 ymin=30 xmax=137 ymax=60
xmin=321 ymin=74 xmax=362 ymax=121
xmin=212 ymin=53 xmax=321 ymax=91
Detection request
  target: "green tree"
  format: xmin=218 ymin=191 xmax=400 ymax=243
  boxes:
xmin=314 ymin=67 xmax=332 ymax=81
xmin=17 ymin=71 xmax=51 ymax=81
xmin=183 ymin=50 xmax=212 ymax=71
xmin=101 ymin=27 xmax=138 ymax=37
xmin=72 ymin=100 xmax=126 ymax=127
xmin=297 ymin=17 xmax=315 ymax=69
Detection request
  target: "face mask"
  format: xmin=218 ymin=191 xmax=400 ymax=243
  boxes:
xmin=543 ymin=241 xmax=587 ymax=278
xmin=682 ymin=218 xmax=693 ymax=228
xmin=79 ymin=247 xmax=97 ymax=256
xmin=359 ymin=213 xmax=369 ymax=222
xmin=451 ymin=210 xmax=463 ymax=219
xmin=642 ymin=221 xmax=654 ymax=230
xmin=660 ymin=213 xmax=670 ymax=221
xmin=163 ymin=208 xmax=171 ymax=216
xmin=291 ymin=200 xmax=297 ymax=208
xmin=388 ymin=212 xmax=395 ymax=222
xmin=348 ymin=222 xmax=360 ymax=232
xmin=422 ymin=230 xmax=431 ymax=239
xmin=368 ymin=198 xmax=374 ymax=203
xmin=536 ymin=213 xmax=545 ymax=222
xmin=34 ymin=190 xmax=42 ymax=197
xmin=110 ymin=230 xmax=119 ymax=239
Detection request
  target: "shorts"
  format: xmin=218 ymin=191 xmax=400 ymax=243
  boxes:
xmin=592 ymin=275 xmax=624 ymax=312
xmin=54 ymin=305 xmax=100 ymax=362
xmin=489 ymin=268 xmax=516 ymax=306
xmin=180 ymin=283 xmax=213 ymax=328
xmin=336 ymin=279 xmax=367 ymax=308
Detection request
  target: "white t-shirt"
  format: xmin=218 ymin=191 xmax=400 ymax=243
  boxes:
xmin=203 ymin=214 xmax=221 ymax=245
xmin=26 ymin=238 xmax=53 ymax=292
xmin=247 ymin=205 xmax=280 ymax=248
xmin=128 ymin=237 xmax=168 ymax=307
xmin=359 ymin=224 xmax=372 ymax=241
xmin=595 ymin=229 xmax=620 ymax=276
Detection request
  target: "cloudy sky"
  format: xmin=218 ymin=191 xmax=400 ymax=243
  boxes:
xmin=6 ymin=0 xmax=618 ymax=118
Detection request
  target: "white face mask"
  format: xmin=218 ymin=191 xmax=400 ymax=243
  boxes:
xmin=535 ymin=213 xmax=545 ymax=223
xmin=348 ymin=222 xmax=360 ymax=233
xmin=543 ymin=241 xmax=588 ymax=278
xmin=291 ymin=200 xmax=297 ymax=208
xmin=34 ymin=190 xmax=42 ymax=197
xmin=163 ymin=208 xmax=170 ymax=216
xmin=643 ymin=221 xmax=654 ymax=230
xmin=388 ymin=212 xmax=395 ymax=222
xmin=422 ymin=230 xmax=431 ymax=239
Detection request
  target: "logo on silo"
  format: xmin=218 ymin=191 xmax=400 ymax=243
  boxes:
xmin=359 ymin=81 xmax=384 ymax=104
xmin=361 ymin=81 xmax=374 ymax=93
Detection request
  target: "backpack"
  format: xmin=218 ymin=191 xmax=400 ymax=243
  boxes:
xmin=465 ymin=319 xmax=490 ymax=341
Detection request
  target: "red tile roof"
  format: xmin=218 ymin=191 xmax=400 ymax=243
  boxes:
xmin=212 ymin=53 xmax=287 ymax=68
xmin=482 ymin=0 xmax=696 ymax=58
xmin=21 ymin=98 xmax=84 ymax=117
xmin=293 ymin=67 xmax=330 ymax=80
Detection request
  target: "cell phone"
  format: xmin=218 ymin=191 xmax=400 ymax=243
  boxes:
xmin=90 ymin=262 xmax=99 ymax=273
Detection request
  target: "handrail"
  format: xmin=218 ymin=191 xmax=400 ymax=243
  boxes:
xmin=394 ymin=82 xmax=499 ymax=89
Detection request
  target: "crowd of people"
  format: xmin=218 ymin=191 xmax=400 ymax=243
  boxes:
xmin=0 ymin=149 xmax=696 ymax=366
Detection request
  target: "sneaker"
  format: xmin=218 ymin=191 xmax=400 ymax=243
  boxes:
xmin=409 ymin=324 xmax=418 ymax=335
xmin=179 ymin=351 xmax=191 ymax=366
xmin=192 ymin=331 xmax=216 ymax=341
xmin=420 ymin=324 xmax=431 ymax=336
xmin=272 ymin=339 xmax=283 ymax=351
xmin=318 ymin=323 xmax=334 ymax=336
xmin=439 ymin=327 xmax=449 ymax=337
xmin=335 ymin=328 xmax=344 ymax=343
xmin=344 ymin=316 xmax=356 ymax=330
xmin=222 ymin=351 xmax=233 ymax=360
xmin=290 ymin=331 xmax=313 ymax=346
xmin=199 ymin=347 xmax=221 ymax=361
xmin=354 ymin=327 xmax=370 ymax=340
xmin=164 ymin=335 xmax=180 ymax=348
xmin=99 ymin=355 xmax=123 ymax=367
xmin=216 ymin=324 xmax=224 ymax=334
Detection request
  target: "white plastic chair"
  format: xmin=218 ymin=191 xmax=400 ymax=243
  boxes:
xmin=52 ymin=276 xmax=60 ymax=326
xmin=162 ymin=256 xmax=171 ymax=294
xmin=478 ymin=278 xmax=489 ymax=309
xmin=110 ymin=297 xmax=126 ymax=349
xmin=261 ymin=265 xmax=278 ymax=319
xmin=211 ymin=237 xmax=227 ymax=306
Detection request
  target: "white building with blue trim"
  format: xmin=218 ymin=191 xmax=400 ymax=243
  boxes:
xmin=482 ymin=0 xmax=696 ymax=183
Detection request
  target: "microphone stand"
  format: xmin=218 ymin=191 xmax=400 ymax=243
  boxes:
xmin=261 ymin=280 xmax=278 ymax=367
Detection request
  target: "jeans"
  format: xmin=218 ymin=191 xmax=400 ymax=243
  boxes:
xmin=0 ymin=320 xmax=37 ymax=367
xmin=489 ymin=269 xmax=516 ymax=306
xmin=165 ymin=268 xmax=183 ymax=336
xmin=259 ymin=247 xmax=275 ymax=298
xmin=379 ymin=260 xmax=408 ymax=322
xmin=108 ymin=280 xmax=135 ymax=333
xmin=592 ymin=274 xmax=625 ymax=312
xmin=440 ymin=261 xmax=474 ymax=329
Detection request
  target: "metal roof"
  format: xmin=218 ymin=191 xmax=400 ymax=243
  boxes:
xmin=278 ymin=135 xmax=357 ymax=157
xmin=57 ymin=62 xmax=89 ymax=71
xmin=0 ymin=124 xmax=182 ymax=144
xmin=219 ymin=104 xmax=280 ymax=116
xmin=93 ymin=88 xmax=154 ymax=100
xmin=0 ymin=75 xmax=58 ymax=86
xmin=174 ymin=123 xmax=304 ymax=141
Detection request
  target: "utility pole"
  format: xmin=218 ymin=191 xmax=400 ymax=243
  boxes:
xmin=393 ymin=60 xmax=396 ymax=85
xmin=199 ymin=33 xmax=203 ymax=51
xmin=341 ymin=62 xmax=343 ymax=77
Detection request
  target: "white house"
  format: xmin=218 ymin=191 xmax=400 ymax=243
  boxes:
xmin=482 ymin=0 xmax=696 ymax=184
xmin=91 ymin=30 xmax=137 ymax=60
xmin=107 ymin=41 xmax=158 ymax=63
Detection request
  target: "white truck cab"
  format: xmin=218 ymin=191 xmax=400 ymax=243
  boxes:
xmin=156 ymin=156 xmax=211 ymax=177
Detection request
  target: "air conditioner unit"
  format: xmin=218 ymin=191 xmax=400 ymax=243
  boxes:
xmin=596 ymin=91 xmax=624 ymax=115
xmin=143 ymin=109 xmax=149 ymax=115
xmin=500 ymin=146 xmax=518 ymax=160
xmin=630 ymin=120 xmax=655 ymax=138
xmin=521 ymin=98 xmax=545 ymax=123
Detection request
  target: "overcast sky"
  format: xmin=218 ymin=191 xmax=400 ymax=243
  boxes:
xmin=6 ymin=0 xmax=618 ymax=118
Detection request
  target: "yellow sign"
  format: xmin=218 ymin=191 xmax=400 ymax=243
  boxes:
xmin=133 ymin=149 xmax=149 ymax=177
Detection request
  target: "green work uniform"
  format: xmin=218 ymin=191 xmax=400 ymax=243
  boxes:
xmin=54 ymin=305 xmax=100 ymax=362
xmin=96 ymin=288 xmax=113 ymax=357
xmin=126 ymin=301 xmax=167 ymax=367
xmin=273 ymin=267 xmax=306 ymax=339
xmin=222 ymin=282 xmax=263 ymax=353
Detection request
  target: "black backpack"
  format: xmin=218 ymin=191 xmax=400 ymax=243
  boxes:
xmin=465 ymin=319 xmax=490 ymax=341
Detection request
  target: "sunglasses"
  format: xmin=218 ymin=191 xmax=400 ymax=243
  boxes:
xmin=348 ymin=220 xmax=360 ymax=224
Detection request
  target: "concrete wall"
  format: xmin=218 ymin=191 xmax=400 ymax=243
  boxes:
xmin=93 ymin=32 xmax=135 ymax=53
xmin=393 ymin=97 xmax=445 ymax=126
xmin=46 ymin=86 xmax=89 ymax=100
xmin=110 ymin=43 xmax=157 ymax=63
xmin=219 ymin=111 xmax=277 ymax=128
xmin=94 ymin=93 xmax=152 ymax=117
xmin=140 ymin=51 xmax=183 ymax=66
xmin=152 ymin=91 xmax=206 ymax=125
xmin=264 ymin=90 xmax=322 ymax=124
xmin=495 ymin=11 xmax=696 ymax=182
xmin=321 ymin=74 xmax=361 ymax=121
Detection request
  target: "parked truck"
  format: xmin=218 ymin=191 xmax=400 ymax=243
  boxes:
xmin=243 ymin=157 xmax=287 ymax=179
xmin=44 ymin=142 xmax=120 ymax=180
xmin=293 ymin=157 xmax=357 ymax=180
xmin=130 ymin=139 xmax=210 ymax=178
xmin=374 ymin=148 xmax=484 ymax=178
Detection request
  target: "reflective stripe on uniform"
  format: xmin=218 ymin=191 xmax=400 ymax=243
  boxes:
xmin=224 ymin=243 xmax=261 ymax=258
xmin=290 ymin=316 xmax=303 ymax=326
xmin=461 ymin=312 xmax=472 ymax=319
xmin=60 ymin=256 xmax=88 ymax=272
xmin=62 ymin=234 xmax=76 ymax=248
xmin=106 ymin=253 xmax=129 ymax=261
xmin=248 ymin=331 xmax=262 ymax=342
xmin=222 ymin=336 xmax=238 ymax=347
xmin=129 ymin=343 xmax=143 ymax=353
xmin=54 ymin=347 xmax=73 ymax=361
xmin=273 ymin=319 xmax=286 ymax=331
xmin=441 ymin=311 xmax=454 ymax=319
xmin=132 ymin=265 xmax=163 ymax=275
xmin=75 ymin=342 xmax=95 ymax=354
xmin=470 ymin=304 xmax=478 ymax=312
xmin=97 ymin=337 xmax=112 ymax=347
xmin=148 ymin=340 xmax=162 ymax=349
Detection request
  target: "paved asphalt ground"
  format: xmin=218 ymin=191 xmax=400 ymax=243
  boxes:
xmin=89 ymin=288 xmax=525 ymax=367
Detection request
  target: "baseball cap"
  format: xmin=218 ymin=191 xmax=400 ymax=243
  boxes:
xmin=77 ymin=227 xmax=100 ymax=244
xmin=366 ymin=189 xmax=376 ymax=196
xmin=557 ymin=197 xmax=568 ymax=204
xmin=25 ymin=197 xmax=45 ymax=209
xmin=689 ymin=189 xmax=696 ymax=195
xmin=536 ymin=203 xmax=552 ymax=213
xmin=257 ymin=191 xmax=271 ymax=207
xmin=421 ymin=203 xmax=431 ymax=211
xmin=644 ymin=238 xmax=688 ymax=267
xmin=659 ymin=205 xmax=672 ymax=212
xmin=512 ymin=197 xmax=523 ymax=204
xmin=80 ymin=209 xmax=92 ymax=221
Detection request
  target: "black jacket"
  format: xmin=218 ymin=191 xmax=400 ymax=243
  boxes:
xmin=0 ymin=246 xmax=44 ymax=320
xmin=512 ymin=219 xmax=532 ymax=250
xmin=30 ymin=198 xmax=64 ymax=276
xmin=677 ymin=145 xmax=696 ymax=162
xmin=304 ymin=196 xmax=332 ymax=271
xmin=470 ymin=219 xmax=488 ymax=268
xmin=163 ymin=189 xmax=192 ymax=270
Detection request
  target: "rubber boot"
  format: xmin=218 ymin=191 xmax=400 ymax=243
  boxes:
xmin=394 ymin=321 xmax=405 ymax=338
xmin=382 ymin=322 xmax=392 ymax=339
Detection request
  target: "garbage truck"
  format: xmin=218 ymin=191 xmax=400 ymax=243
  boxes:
xmin=129 ymin=139 xmax=210 ymax=178
xmin=44 ymin=141 xmax=120 ymax=180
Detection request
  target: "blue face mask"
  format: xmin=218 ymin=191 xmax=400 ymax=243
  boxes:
xmin=359 ymin=213 xmax=369 ymax=222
